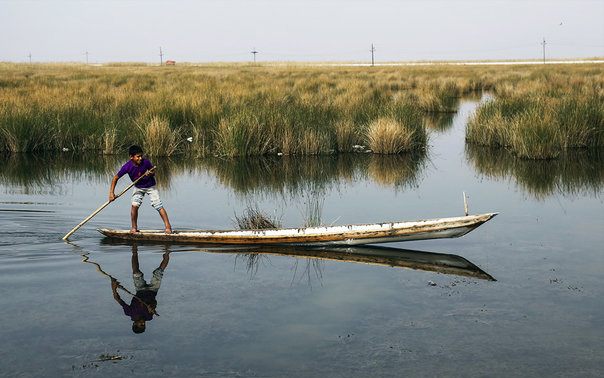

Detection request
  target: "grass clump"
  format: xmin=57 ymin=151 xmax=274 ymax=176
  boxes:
xmin=468 ymin=94 xmax=604 ymax=159
xmin=467 ymin=70 xmax=604 ymax=159
xmin=366 ymin=103 xmax=428 ymax=154
xmin=234 ymin=206 xmax=281 ymax=229
xmin=138 ymin=115 xmax=181 ymax=157
xmin=367 ymin=118 xmax=415 ymax=154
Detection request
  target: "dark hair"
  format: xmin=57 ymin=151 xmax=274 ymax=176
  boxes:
xmin=132 ymin=322 xmax=146 ymax=334
xmin=128 ymin=145 xmax=144 ymax=156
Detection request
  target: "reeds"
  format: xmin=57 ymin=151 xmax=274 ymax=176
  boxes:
xmin=366 ymin=117 xmax=418 ymax=154
xmin=138 ymin=116 xmax=181 ymax=157
xmin=234 ymin=206 xmax=281 ymax=229
xmin=467 ymin=68 xmax=604 ymax=159
xmin=2 ymin=63 xmax=602 ymax=157
xmin=0 ymin=63 xmax=480 ymax=156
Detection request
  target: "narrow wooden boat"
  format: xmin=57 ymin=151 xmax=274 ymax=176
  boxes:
xmin=98 ymin=212 xmax=497 ymax=246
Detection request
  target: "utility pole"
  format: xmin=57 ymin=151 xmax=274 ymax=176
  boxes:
xmin=85 ymin=51 xmax=89 ymax=65
xmin=370 ymin=43 xmax=376 ymax=67
xmin=28 ymin=52 xmax=32 ymax=64
xmin=541 ymin=38 xmax=546 ymax=64
xmin=251 ymin=48 xmax=258 ymax=64
xmin=159 ymin=47 xmax=164 ymax=65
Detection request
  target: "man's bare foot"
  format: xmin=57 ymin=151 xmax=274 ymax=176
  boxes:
xmin=130 ymin=228 xmax=140 ymax=234
xmin=165 ymin=228 xmax=173 ymax=234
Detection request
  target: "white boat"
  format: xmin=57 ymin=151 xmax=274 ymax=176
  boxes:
xmin=98 ymin=213 xmax=497 ymax=246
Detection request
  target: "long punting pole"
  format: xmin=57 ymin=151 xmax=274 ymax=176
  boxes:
xmin=62 ymin=167 xmax=155 ymax=240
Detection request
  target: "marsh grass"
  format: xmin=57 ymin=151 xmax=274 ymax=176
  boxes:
xmin=467 ymin=70 xmax=604 ymax=159
xmin=102 ymin=128 xmax=119 ymax=155
xmin=0 ymin=63 xmax=482 ymax=156
xmin=2 ymin=63 xmax=602 ymax=157
xmin=138 ymin=116 xmax=181 ymax=157
xmin=366 ymin=117 xmax=418 ymax=154
xmin=234 ymin=206 xmax=281 ymax=229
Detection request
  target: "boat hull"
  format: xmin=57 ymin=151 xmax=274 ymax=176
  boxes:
xmin=98 ymin=213 xmax=497 ymax=246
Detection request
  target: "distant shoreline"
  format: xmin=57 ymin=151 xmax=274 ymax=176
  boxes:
xmin=3 ymin=58 xmax=604 ymax=67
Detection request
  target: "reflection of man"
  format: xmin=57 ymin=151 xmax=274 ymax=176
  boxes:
xmin=111 ymin=246 xmax=170 ymax=334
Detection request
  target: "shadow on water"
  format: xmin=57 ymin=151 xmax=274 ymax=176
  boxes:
xmin=0 ymin=151 xmax=428 ymax=196
xmin=465 ymin=145 xmax=604 ymax=199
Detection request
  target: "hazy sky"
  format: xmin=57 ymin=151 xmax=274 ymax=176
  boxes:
xmin=1 ymin=0 xmax=603 ymax=63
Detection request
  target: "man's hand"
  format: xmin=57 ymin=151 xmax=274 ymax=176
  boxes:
xmin=111 ymin=278 xmax=119 ymax=290
xmin=109 ymin=192 xmax=116 ymax=202
xmin=145 ymin=166 xmax=156 ymax=176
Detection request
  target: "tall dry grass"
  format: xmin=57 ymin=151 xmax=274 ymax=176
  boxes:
xmin=467 ymin=83 xmax=604 ymax=159
xmin=1 ymin=62 xmax=602 ymax=157
xmin=366 ymin=118 xmax=418 ymax=154
xmin=138 ymin=115 xmax=181 ymax=157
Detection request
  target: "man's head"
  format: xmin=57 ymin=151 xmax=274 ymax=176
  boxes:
xmin=132 ymin=318 xmax=146 ymax=334
xmin=128 ymin=145 xmax=144 ymax=166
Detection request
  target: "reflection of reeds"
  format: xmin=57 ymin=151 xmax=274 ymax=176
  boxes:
xmin=0 ymin=151 xmax=429 ymax=196
xmin=205 ymin=153 xmax=428 ymax=196
xmin=0 ymin=153 xmax=117 ymax=194
xmin=424 ymin=112 xmax=455 ymax=132
xmin=367 ymin=152 xmax=427 ymax=189
xmin=465 ymin=144 xmax=604 ymax=199
xmin=234 ymin=206 xmax=279 ymax=278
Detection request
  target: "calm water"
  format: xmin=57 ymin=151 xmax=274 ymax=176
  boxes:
xmin=1 ymin=100 xmax=603 ymax=377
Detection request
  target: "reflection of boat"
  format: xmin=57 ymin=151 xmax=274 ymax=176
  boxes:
xmin=98 ymin=239 xmax=495 ymax=281
xmin=99 ymin=213 xmax=497 ymax=246
xmin=242 ymin=245 xmax=496 ymax=281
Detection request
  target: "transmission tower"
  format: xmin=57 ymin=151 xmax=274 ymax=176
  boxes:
xmin=251 ymin=48 xmax=258 ymax=63
xmin=541 ymin=38 xmax=546 ymax=64
xmin=159 ymin=47 xmax=164 ymax=65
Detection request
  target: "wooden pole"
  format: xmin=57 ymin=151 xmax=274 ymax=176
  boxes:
xmin=463 ymin=191 xmax=469 ymax=216
xmin=62 ymin=167 xmax=155 ymax=240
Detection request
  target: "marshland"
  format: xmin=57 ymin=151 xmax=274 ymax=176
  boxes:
xmin=1 ymin=62 xmax=604 ymax=376
xmin=1 ymin=63 xmax=602 ymax=158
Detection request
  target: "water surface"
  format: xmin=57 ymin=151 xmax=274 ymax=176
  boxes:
xmin=1 ymin=100 xmax=603 ymax=377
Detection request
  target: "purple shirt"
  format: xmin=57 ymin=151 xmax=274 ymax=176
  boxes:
xmin=121 ymin=291 xmax=157 ymax=321
xmin=117 ymin=158 xmax=156 ymax=188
